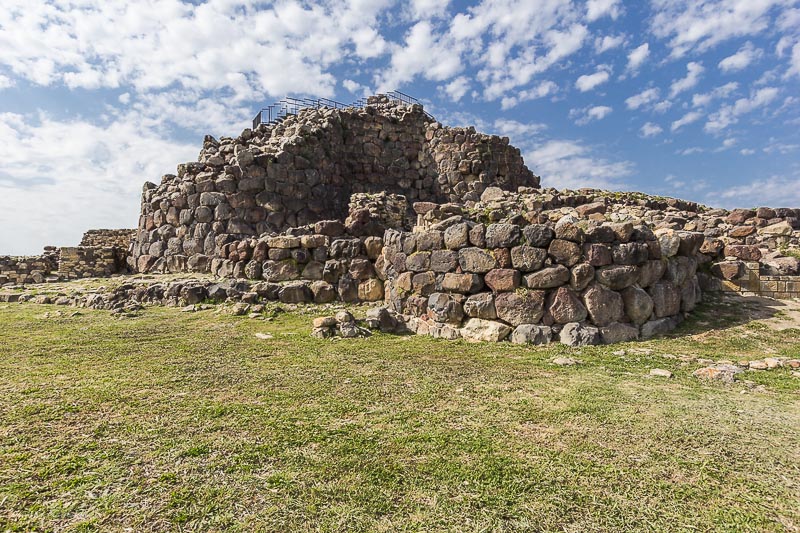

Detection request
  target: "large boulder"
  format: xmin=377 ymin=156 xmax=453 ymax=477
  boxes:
xmin=548 ymin=239 xmax=582 ymax=267
xmin=583 ymin=283 xmax=624 ymax=327
xmin=441 ymin=273 xmax=484 ymax=294
xmin=548 ymin=287 xmax=588 ymax=324
xmin=524 ymin=265 xmax=570 ymax=289
xmin=458 ymin=247 xmax=498 ymax=273
xmin=522 ymin=224 xmax=554 ymax=247
xmin=510 ymin=246 xmax=547 ymax=272
xmin=559 ymin=322 xmax=600 ymax=346
xmin=427 ymin=293 xmax=465 ymax=324
xmin=494 ymin=290 xmax=546 ymax=326
xmin=460 ymin=318 xmax=512 ymax=342
xmin=599 ymin=322 xmax=639 ymax=344
xmin=463 ymin=292 xmax=497 ymax=319
xmin=510 ymin=324 xmax=553 ymax=345
xmin=485 ymin=224 xmax=521 ymax=248
xmin=484 ymin=269 xmax=521 ymax=292
xmin=595 ymin=265 xmax=639 ymax=290
xmin=648 ymin=281 xmax=681 ymax=318
xmin=620 ymin=286 xmax=654 ymax=325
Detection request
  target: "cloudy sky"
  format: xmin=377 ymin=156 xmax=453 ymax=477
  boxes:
xmin=1 ymin=0 xmax=799 ymax=254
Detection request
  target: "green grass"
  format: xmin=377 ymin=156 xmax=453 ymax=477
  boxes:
xmin=0 ymin=296 xmax=798 ymax=532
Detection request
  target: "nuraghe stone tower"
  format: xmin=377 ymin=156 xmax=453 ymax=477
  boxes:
xmin=132 ymin=95 xmax=538 ymax=273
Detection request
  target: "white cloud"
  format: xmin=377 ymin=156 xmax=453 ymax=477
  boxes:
xmin=0 ymin=74 xmax=15 ymax=90
xmin=570 ymin=105 xmax=613 ymax=125
xmin=586 ymin=0 xmax=622 ymax=21
xmin=718 ymin=42 xmax=763 ymax=72
xmin=677 ymin=147 xmax=705 ymax=155
xmin=386 ymin=1 xmax=587 ymax=100
xmin=763 ymin=138 xmax=800 ymax=154
xmin=788 ymin=42 xmax=800 ymax=78
xmin=443 ymin=76 xmax=470 ymax=102
xmin=343 ymin=79 xmax=370 ymax=96
xmin=575 ymin=65 xmax=611 ymax=92
xmin=705 ymin=86 xmax=780 ymax=132
xmin=691 ymin=82 xmax=738 ymax=107
xmin=626 ymin=43 xmax=650 ymax=73
xmin=0 ymin=112 xmax=196 ymax=255
xmin=410 ymin=0 xmax=451 ymax=19
xmin=0 ymin=0 xmax=399 ymax=101
xmin=378 ymin=21 xmax=463 ymax=90
xmin=640 ymin=122 xmax=663 ymax=137
xmin=625 ymin=87 xmax=660 ymax=110
xmin=715 ymin=174 xmax=800 ymax=208
xmin=492 ymin=119 xmax=547 ymax=139
xmin=740 ymin=148 xmax=756 ymax=155
xmin=653 ymin=100 xmax=673 ymax=113
xmin=671 ymin=110 xmax=704 ymax=132
xmin=650 ymin=0 xmax=793 ymax=57
xmin=530 ymin=139 xmax=633 ymax=190
xmin=594 ymin=34 xmax=626 ymax=53
xmin=669 ymin=61 xmax=704 ymax=97
xmin=500 ymin=81 xmax=558 ymax=110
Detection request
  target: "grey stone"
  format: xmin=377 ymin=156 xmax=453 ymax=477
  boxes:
xmin=495 ymin=290 xmax=545 ymax=326
xmin=460 ymin=318 xmax=512 ymax=342
xmin=583 ymin=283 xmax=624 ymax=327
xmin=510 ymin=246 xmax=547 ymax=272
xmin=511 ymin=324 xmax=553 ymax=345
xmin=427 ymin=293 xmax=465 ymax=325
xmin=485 ymin=224 xmax=521 ymax=248
xmin=620 ymin=286 xmax=654 ymax=325
xmin=548 ymin=287 xmax=588 ymax=324
xmin=524 ymin=265 xmax=570 ymax=289
xmin=599 ymin=322 xmax=639 ymax=344
xmin=458 ymin=247 xmax=498 ymax=273
xmin=648 ymin=281 xmax=681 ymax=318
xmin=595 ymin=265 xmax=640 ymax=290
xmin=523 ymin=224 xmax=554 ymax=247
xmin=559 ymin=322 xmax=600 ymax=346
xmin=463 ymin=292 xmax=497 ymax=319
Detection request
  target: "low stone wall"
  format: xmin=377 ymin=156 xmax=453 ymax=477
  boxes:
xmin=381 ymin=217 xmax=704 ymax=345
xmin=1 ymin=242 xmax=129 ymax=286
xmin=0 ymin=250 xmax=59 ymax=285
xmin=703 ymin=261 xmax=800 ymax=299
xmin=80 ymin=229 xmax=135 ymax=249
xmin=57 ymin=247 xmax=122 ymax=279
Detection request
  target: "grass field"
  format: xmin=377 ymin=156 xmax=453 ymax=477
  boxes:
xmin=1 ymin=294 xmax=799 ymax=532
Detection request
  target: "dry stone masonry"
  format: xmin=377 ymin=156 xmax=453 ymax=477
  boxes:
xmin=0 ymin=229 xmax=133 ymax=286
xmin=132 ymin=95 xmax=537 ymax=275
xmin=380 ymin=198 xmax=704 ymax=346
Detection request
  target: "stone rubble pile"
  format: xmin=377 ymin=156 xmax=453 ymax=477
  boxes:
xmin=311 ymin=310 xmax=372 ymax=339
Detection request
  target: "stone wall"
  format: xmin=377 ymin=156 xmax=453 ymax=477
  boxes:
xmin=702 ymin=261 xmax=800 ymax=299
xmin=0 ymin=249 xmax=59 ymax=285
xmin=132 ymin=95 xmax=538 ymax=274
xmin=1 ymin=229 xmax=132 ymax=286
xmin=80 ymin=229 xmax=135 ymax=249
xmin=380 ymin=214 xmax=704 ymax=346
xmin=57 ymin=247 xmax=122 ymax=279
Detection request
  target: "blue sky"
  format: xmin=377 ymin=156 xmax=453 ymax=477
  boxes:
xmin=1 ymin=0 xmax=799 ymax=254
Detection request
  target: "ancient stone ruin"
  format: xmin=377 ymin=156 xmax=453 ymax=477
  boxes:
xmin=132 ymin=95 xmax=536 ymax=274
xmin=2 ymin=93 xmax=799 ymax=346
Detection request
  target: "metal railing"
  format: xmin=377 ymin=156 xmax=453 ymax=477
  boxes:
xmin=251 ymin=91 xmax=435 ymax=130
